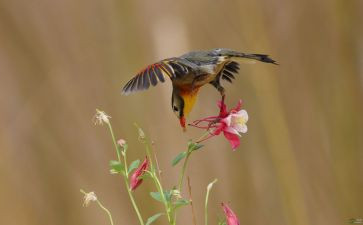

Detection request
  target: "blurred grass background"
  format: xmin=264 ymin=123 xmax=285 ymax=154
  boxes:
xmin=0 ymin=0 xmax=362 ymax=224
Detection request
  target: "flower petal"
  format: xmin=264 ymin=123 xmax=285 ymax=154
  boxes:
xmin=236 ymin=110 xmax=248 ymax=122
xmin=225 ymin=126 xmax=241 ymax=136
xmin=222 ymin=203 xmax=240 ymax=225
xmin=232 ymin=100 xmax=243 ymax=112
xmin=213 ymin=124 xmax=225 ymax=135
xmin=221 ymin=115 xmax=232 ymax=126
xmin=233 ymin=124 xmax=247 ymax=134
xmin=130 ymin=157 xmax=149 ymax=191
xmin=240 ymin=124 xmax=248 ymax=133
xmin=223 ymin=131 xmax=240 ymax=150
xmin=217 ymin=100 xmax=228 ymax=117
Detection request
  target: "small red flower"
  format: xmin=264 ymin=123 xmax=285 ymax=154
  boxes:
xmin=130 ymin=157 xmax=149 ymax=191
xmin=190 ymin=98 xmax=248 ymax=150
xmin=221 ymin=203 xmax=240 ymax=225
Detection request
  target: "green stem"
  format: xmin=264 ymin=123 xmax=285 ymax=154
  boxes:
xmin=147 ymin=171 xmax=173 ymax=224
xmin=135 ymin=125 xmax=173 ymax=224
xmin=107 ymin=122 xmax=144 ymax=225
xmin=125 ymin=177 xmax=145 ymax=225
xmin=178 ymin=152 xmax=191 ymax=191
xmin=107 ymin=123 xmax=121 ymax=161
xmin=178 ymin=132 xmax=210 ymax=191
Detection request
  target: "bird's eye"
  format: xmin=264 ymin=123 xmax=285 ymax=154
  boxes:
xmin=173 ymin=106 xmax=178 ymax=111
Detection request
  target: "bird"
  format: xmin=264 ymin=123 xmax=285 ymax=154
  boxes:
xmin=121 ymin=48 xmax=277 ymax=130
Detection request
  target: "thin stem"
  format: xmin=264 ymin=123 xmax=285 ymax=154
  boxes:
xmin=123 ymin=150 xmax=129 ymax=178
xmin=178 ymin=151 xmax=191 ymax=191
xmin=134 ymin=125 xmax=173 ymax=224
xmin=125 ymin=177 xmax=145 ymax=225
xmin=80 ymin=189 xmax=114 ymax=225
xmin=178 ymin=132 xmax=210 ymax=191
xmin=106 ymin=122 xmax=144 ymax=225
xmin=205 ymin=179 xmax=218 ymax=225
xmin=187 ymin=177 xmax=197 ymax=225
xmin=96 ymin=200 xmax=115 ymax=225
xmin=107 ymin=123 xmax=121 ymax=161
xmin=152 ymin=143 xmax=163 ymax=182
xmin=146 ymin=171 xmax=173 ymax=223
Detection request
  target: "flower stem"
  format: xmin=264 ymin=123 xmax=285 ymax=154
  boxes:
xmin=96 ymin=200 xmax=115 ymax=225
xmin=147 ymin=170 xmax=173 ymax=224
xmin=140 ymin=133 xmax=172 ymax=224
xmin=125 ymin=177 xmax=145 ymax=225
xmin=107 ymin=123 xmax=121 ymax=161
xmin=80 ymin=189 xmax=115 ymax=225
xmin=106 ymin=121 xmax=144 ymax=225
xmin=177 ymin=151 xmax=191 ymax=191
xmin=178 ymin=132 xmax=210 ymax=191
xmin=205 ymin=179 xmax=218 ymax=225
xmin=187 ymin=177 xmax=198 ymax=225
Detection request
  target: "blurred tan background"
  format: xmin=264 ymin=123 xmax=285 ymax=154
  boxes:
xmin=0 ymin=0 xmax=362 ymax=224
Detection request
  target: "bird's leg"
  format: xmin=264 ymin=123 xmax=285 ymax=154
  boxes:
xmin=210 ymin=80 xmax=225 ymax=97
xmin=209 ymin=79 xmax=226 ymax=113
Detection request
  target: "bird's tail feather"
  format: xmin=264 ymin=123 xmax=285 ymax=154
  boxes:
xmin=240 ymin=54 xmax=278 ymax=65
xmin=221 ymin=50 xmax=278 ymax=65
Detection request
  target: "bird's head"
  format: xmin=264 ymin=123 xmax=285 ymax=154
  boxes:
xmin=172 ymin=88 xmax=200 ymax=131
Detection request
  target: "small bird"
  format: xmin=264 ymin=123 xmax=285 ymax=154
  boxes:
xmin=122 ymin=48 xmax=277 ymax=130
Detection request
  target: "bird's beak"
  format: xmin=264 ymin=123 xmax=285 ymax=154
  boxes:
xmin=180 ymin=116 xmax=186 ymax=132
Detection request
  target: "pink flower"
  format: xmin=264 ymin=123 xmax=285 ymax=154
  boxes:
xmin=189 ymin=99 xmax=248 ymax=150
xmin=130 ymin=157 xmax=149 ymax=191
xmin=117 ymin=139 xmax=127 ymax=147
xmin=221 ymin=203 xmax=240 ymax=225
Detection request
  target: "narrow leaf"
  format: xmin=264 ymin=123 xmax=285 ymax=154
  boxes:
xmin=109 ymin=160 xmax=124 ymax=173
xmin=191 ymin=143 xmax=204 ymax=151
xmin=128 ymin=159 xmax=140 ymax=174
xmin=146 ymin=213 xmax=164 ymax=225
xmin=150 ymin=191 xmax=172 ymax=203
xmin=150 ymin=192 xmax=163 ymax=202
xmin=172 ymin=151 xmax=187 ymax=166
xmin=173 ymin=199 xmax=190 ymax=209
xmin=187 ymin=141 xmax=204 ymax=152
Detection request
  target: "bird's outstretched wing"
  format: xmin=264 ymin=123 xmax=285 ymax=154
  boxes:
xmin=218 ymin=61 xmax=240 ymax=83
xmin=121 ymin=58 xmax=193 ymax=95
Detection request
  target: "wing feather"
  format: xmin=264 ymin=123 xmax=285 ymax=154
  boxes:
xmin=148 ymin=68 xmax=158 ymax=86
xmin=154 ymin=67 xmax=165 ymax=82
xmin=220 ymin=61 xmax=240 ymax=83
xmin=122 ymin=59 xmax=192 ymax=95
xmin=142 ymin=70 xmax=150 ymax=90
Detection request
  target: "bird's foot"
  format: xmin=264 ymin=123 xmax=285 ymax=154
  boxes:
xmin=219 ymin=94 xmax=226 ymax=114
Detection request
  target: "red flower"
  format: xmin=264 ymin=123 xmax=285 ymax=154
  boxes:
xmin=130 ymin=157 xmax=149 ymax=191
xmin=221 ymin=203 xmax=240 ymax=225
xmin=190 ymin=99 xmax=248 ymax=150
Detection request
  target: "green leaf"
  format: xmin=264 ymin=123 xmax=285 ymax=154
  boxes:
xmin=150 ymin=191 xmax=172 ymax=203
xmin=109 ymin=160 xmax=124 ymax=174
xmin=122 ymin=143 xmax=128 ymax=152
xmin=173 ymin=199 xmax=190 ymax=209
xmin=172 ymin=151 xmax=187 ymax=166
xmin=128 ymin=159 xmax=140 ymax=174
xmin=187 ymin=141 xmax=204 ymax=152
xmin=187 ymin=141 xmax=194 ymax=150
xmin=191 ymin=143 xmax=204 ymax=151
xmin=146 ymin=213 xmax=164 ymax=225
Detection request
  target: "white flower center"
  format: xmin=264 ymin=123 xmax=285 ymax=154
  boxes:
xmin=231 ymin=116 xmax=247 ymax=126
